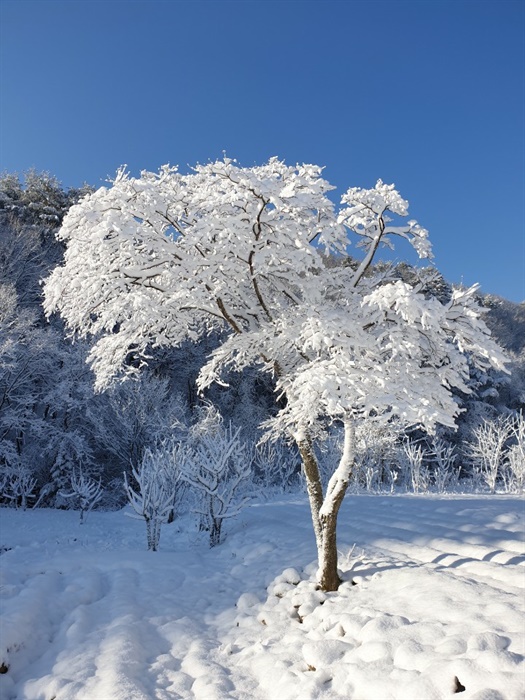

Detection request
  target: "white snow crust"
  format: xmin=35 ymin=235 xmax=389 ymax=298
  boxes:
xmin=1 ymin=495 xmax=524 ymax=699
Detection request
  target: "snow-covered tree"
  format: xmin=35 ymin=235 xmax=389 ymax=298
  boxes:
xmin=43 ymin=158 xmax=507 ymax=590
xmin=429 ymin=436 xmax=458 ymax=493
xmin=0 ymin=460 xmax=37 ymax=510
xmin=466 ymin=415 xmax=514 ymax=493
xmin=60 ymin=469 xmax=103 ymax=523
xmin=0 ymin=172 xmax=101 ymax=504
xmin=0 ymin=282 xmax=61 ymax=491
xmin=182 ymin=409 xmax=251 ymax=546
xmin=402 ymin=441 xmax=430 ymax=493
xmin=124 ymin=440 xmax=184 ymax=550
xmin=506 ymin=413 xmax=525 ymax=491
xmin=87 ymin=375 xmax=188 ymax=481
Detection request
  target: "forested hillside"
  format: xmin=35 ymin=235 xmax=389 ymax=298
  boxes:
xmin=0 ymin=172 xmax=523 ymax=512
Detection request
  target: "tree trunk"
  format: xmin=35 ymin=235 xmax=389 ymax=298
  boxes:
xmin=318 ymin=511 xmax=341 ymax=591
xmin=297 ymin=435 xmax=324 ymax=553
xmin=297 ymin=416 xmax=356 ymax=592
xmin=210 ymin=517 xmax=222 ymax=547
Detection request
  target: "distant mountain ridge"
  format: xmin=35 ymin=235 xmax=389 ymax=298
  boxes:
xmin=481 ymin=294 xmax=525 ymax=355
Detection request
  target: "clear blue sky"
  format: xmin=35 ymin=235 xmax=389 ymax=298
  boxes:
xmin=1 ymin=0 xmax=524 ymax=301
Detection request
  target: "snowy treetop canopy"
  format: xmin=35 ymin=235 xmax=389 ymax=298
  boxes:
xmin=43 ymin=157 xmax=507 ymax=435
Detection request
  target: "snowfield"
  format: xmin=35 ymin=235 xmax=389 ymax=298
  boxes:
xmin=1 ymin=494 xmax=524 ymax=700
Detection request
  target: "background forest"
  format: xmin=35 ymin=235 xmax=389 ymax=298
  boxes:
xmin=1 ymin=172 xmax=524 ymax=518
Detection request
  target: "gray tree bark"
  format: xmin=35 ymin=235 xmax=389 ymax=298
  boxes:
xmin=297 ymin=416 xmax=355 ymax=592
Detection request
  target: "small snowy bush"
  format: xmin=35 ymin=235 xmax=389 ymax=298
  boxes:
xmin=353 ymin=422 xmax=401 ymax=492
xmin=504 ymin=413 xmax=525 ymax=492
xmin=430 ymin=437 xmax=459 ymax=493
xmin=182 ymin=409 xmax=251 ymax=547
xmin=60 ymin=469 xmax=103 ymax=523
xmin=124 ymin=440 xmax=186 ymax=551
xmin=402 ymin=441 xmax=430 ymax=493
xmin=466 ymin=416 xmax=514 ymax=493
xmin=0 ymin=462 xmax=37 ymax=510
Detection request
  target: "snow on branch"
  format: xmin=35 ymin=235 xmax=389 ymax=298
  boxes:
xmin=181 ymin=414 xmax=251 ymax=547
xmin=41 ymin=155 xmax=511 ymax=592
xmin=60 ymin=470 xmax=103 ymax=523
xmin=124 ymin=441 xmax=186 ymax=550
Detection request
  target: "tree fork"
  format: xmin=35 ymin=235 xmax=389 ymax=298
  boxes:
xmin=314 ymin=416 xmax=355 ymax=591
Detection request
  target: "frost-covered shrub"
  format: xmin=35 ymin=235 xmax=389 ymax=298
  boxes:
xmin=353 ymin=422 xmax=402 ymax=492
xmin=429 ymin=437 xmax=459 ymax=493
xmin=506 ymin=445 xmax=525 ymax=492
xmin=124 ymin=440 xmax=185 ymax=551
xmin=466 ymin=416 xmax=514 ymax=493
xmin=318 ymin=421 xmax=401 ymax=494
xmin=0 ymin=462 xmax=37 ymax=510
xmin=41 ymin=430 xmax=96 ymax=508
xmin=504 ymin=413 xmax=525 ymax=492
xmin=60 ymin=470 xmax=103 ymax=523
xmin=252 ymin=439 xmax=300 ymax=494
xmin=182 ymin=409 xmax=251 ymax=547
xmin=402 ymin=441 xmax=430 ymax=493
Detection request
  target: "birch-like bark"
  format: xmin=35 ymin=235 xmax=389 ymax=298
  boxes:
xmin=297 ymin=435 xmax=324 ymax=554
xmin=318 ymin=415 xmax=356 ymax=591
xmin=297 ymin=416 xmax=356 ymax=591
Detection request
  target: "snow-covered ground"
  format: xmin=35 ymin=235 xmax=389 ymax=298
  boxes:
xmin=1 ymin=494 xmax=524 ymax=700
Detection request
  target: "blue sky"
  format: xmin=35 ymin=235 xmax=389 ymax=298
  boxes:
xmin=1 ymin=0 xmax=524 ymax=301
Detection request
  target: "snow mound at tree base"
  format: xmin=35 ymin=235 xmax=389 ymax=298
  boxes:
xmin=224 ymin=554 xmax=524 ymax=699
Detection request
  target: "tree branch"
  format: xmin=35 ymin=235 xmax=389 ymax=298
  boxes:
xmin=350 ymin=213 xmax=386 ymax=288
xmin=216 ymin=297 xmax=242 ymax=334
